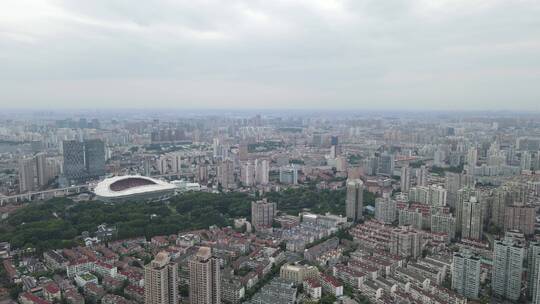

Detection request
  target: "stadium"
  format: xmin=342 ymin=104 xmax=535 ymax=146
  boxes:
xmin=94 ymin=175 xmax=176 ymax=202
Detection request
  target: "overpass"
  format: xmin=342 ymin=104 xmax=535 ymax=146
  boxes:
xmin=0 ymin=184 xmax=93 ymax=206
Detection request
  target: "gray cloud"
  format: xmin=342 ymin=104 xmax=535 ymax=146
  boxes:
xmin=0 ymin=0 xmax=539 ymax=110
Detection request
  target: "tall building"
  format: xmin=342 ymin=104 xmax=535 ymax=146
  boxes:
xmin=455 ymin=187 xmax=480 ymax=234
xmin=251 ymin=199 xmax=276 ymax=230
xmin=528 ymin=242 xmax=540 ymax=301
xmin=279 ymin=165 xmax=298 ymax=185
xmin=241 ymin=160 xmax=255 ymax=187
xmin=400 ymin=166 xmax=411 ymax=193
xmin=416 ymin=165 xmax=428 ymax=187
xmin=238 ymin=142 xmax=248 ymax=161
xmin=18 ymin=158 xmax=36 ymax=193
xmin=255 ymin=159 xmax=269 ymax=185
xmin=492 ymin=187 xmax=511 ymax=228
xmin=390 ymin=226 xmax=422 ymax=258
xmin=144 ymin=252 xmax=178 ymax=304
xmin=189 ymin=247 xmax=221 ymax=304
xmin=461 ymin=196 xmax=483 ymax=240
xmin=492 ymin=234 xmax=525 ymax=301
xmin=218 ymin=159 xmax=235 ymax=189
xmin=452 ymin=251 xmax=481 ymax=299
xmin=431 ymin=213 xmax=456 ymax=239
xmin=346 ymin=179 xmax=364 ymax=222
xmin=377 ymin=153 xmax=394 ymax=176
xmin=375 ymin=197 xmax=396 ymax=224
xmin=504 ymin=205 xmax=535 ymax=235
xmin=63 ymin=140 xmax=86 ymax=182
xmin=62 ymin=139 xmax=105 ymax=183
xmin=35 ymin=152 xmax=48 ymax=187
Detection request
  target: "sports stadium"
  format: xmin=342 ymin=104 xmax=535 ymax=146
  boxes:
xmin=94 ymin=175 xmax=176 ymax=202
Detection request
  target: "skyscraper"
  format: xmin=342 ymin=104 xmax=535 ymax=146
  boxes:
xmin=346 ymin=179 xmax=364 ymax=222
xmin=279 ymin=165 xmax=298 ymax=185
xmin=492 ymin=234 xmax=525 ymax=301
xmin=144 ymin=252 xmax=178 ymax=304
xmin=63 ymin=140 xmax=86 ymax=182
xmin=375 ymin=197 xmax=396 ymax=224
xmin=251 ymin=199 xmax=276 ymax=230
xmin=189 ymin=247 xmax=221 ymax=304
xmin=218 ymin=159 xmax=235 ymax=189
xmin=461 ymin=196 xmax=483 ymax=240
xmin=452 ymin=251 xmax=481 ymax=299
xmin=504 ymin=205 xmax=536 ymax=235
xmin=400 ymin=166 xmax=411 ymax=193
xmin=416 ymin=165 xmax=428 ymax=187
xmin=84 ymin=139 xmax=105 ymax=178
xmin=62 ymin=139 xmax=105 ymax=183
xmin=255 ymin=159 xmax=269 ymax=185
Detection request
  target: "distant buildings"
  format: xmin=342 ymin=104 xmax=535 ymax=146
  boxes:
xmin=460 ymin=196 xmax=483 ymax=240
xmin=217 ymin=159 xmax=235 ymax=189
xmin=375 ymin=197 xmax=396 ymax=224
xmin=400 ymin=166 xmax=411 ymax=193
xmin=18 ymin=152 xmax=58 ymax=193
xmin=346 ymin=179 xmax=364 ymax=222
xmin=144 ymin=252 xmax=178 ymax=304
xmin=189 ymin=247 xmax=221 ymax=304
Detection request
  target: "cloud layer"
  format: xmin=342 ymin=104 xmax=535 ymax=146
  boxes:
xmin=1 ymin=0 xmax=539 ymax=110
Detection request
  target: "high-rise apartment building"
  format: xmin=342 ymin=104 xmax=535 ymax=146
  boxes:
xmin=492 ymin=234 xmax=525 ymax=301
xmin=390 ymin=227 xmax=422 ymax=258
xmin=241 ymin=160 xmax=255 ymax=187
xmin=461 ymin=196 xmax=483 ymax=240
xmin=528 ymin=242 xmax=540 ymax=301
xmin=189 ymin=247 xmax=221 ymax=304
xmin=144 ymin=252 xmax=178 ymax=304
xmin=431 ymin=213 xmax=456 ymax=239
xmin=279 ymin=165 xmax=298 ymax=185
xmin=504 ymin=205 xmax=535 ymax=235
xmin=251 ymin=199 xmax=276 ymax=230
xmin=346 ymin=179 xmax=364 ymax=222
xmin=375 ymin=197 xmax=396 ymax=224
xmin=455 ymin=187 xmax=480 ymax=234
xmin=400 ymin=166 xmax=411 ymax=193
xmin=18 ymin=158 xmax=36 ymax=193
xmin=452 ymin=251 xmax=481 ymax=299
xmin=255 ymin=159 xmax=269 ymax=185
xmin=416 ymin=165 xmax=428 ymax=186
xmin=218 ymin=159 xmax=235 ymax=189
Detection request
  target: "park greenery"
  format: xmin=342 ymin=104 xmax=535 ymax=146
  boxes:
xmin=0 ymin=186 xmax=375 ymax=252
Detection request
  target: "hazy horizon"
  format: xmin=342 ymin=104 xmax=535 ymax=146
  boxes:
xmin=1 ymin=0 xmax=540 ymax=111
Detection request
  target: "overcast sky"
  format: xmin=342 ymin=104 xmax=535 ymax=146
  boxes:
xmin=1 ymin=0 xmax=539 ymax=111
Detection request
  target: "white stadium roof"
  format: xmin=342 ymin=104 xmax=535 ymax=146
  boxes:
xmin=94 ymin=175 xmax=176 ymax=199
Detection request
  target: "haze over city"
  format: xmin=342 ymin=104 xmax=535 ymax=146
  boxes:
xmin=1 ymin=0 xmax=540 ymax=110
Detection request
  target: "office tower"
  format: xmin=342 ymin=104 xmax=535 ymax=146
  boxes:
xmin=144 ymin=252 xmax=178 ymax=304
xmin=452 ymin=251 xmax=481 ymax=299
xmin=378 ymin=153 xmax=394 ymax=175
xmin=528 ymin=242 xmax=540 ymax=301
xmin=255 ymin=159 xmax=269 ymax=185
xmin=189 ymin=247 xmax=221 ymax=304
xmin=375 ymin=197 xmax=396 ymax=224
xmin=84 ymin=139 xmax=105 ymax=178
xmin=18 ymin=158 xmax=36 ymax=193
xmin=251 ymin=199 xmax=276 ymax=230
xmin=390 ymin=227 xmax=422 ymax=258
xmin=63 ymin=139 xmax=105 ymax=183
xmin=492 ymin=235 xmax=525 ymax=301
xmin=431 ymin=213 xmax=456 ymax=239
xmin=346 ymin=179 xmax=364 ymax=222
xmin=63 ymin=140 xmax=86 ymax=182
xmin=241 ymin=160 xmax=255 ymax=187
xmin=416 ymin=165 xmax=428 ymax=186
xmin=504 ymin=205 xmax=535 ymax=235
xmin=400 ymin=166 xmax=411 ymax=193
xmin=218 ymin=159 xmax=235 ymax=189
xmin=279 ymin=165 xmax=298 ymax=185
xmin=461 ymin=196 xmax=483 ymax=240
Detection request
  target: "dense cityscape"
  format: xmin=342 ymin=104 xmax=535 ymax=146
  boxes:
xmin=0 ymin=110 xmax=538 ymax=304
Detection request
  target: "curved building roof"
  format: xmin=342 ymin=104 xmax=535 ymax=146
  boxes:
xmin=94 ymin=175 xmax=176 ymax=200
